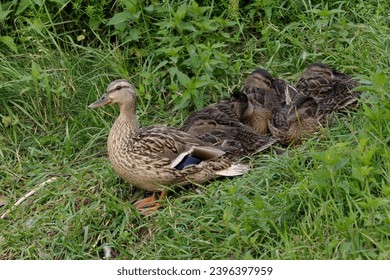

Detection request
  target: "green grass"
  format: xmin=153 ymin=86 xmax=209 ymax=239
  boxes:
xmin=0 ymin=0 xmax=389 ymax=259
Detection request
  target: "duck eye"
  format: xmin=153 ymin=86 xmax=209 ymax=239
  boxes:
xmin=116 ymin=85 xmax=122 ymax=90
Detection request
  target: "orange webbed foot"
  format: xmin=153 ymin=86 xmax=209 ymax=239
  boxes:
xmin=133 ymin=191 xmax=166 ymax=215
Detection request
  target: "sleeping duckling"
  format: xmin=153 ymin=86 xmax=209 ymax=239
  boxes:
xmin=296 ymin=63 xmax=360 ymax=111
xmin=268 ymin=95 xmax=333 ymax=145
xmin=243 ymin=68 xmax=303 ymax=107
xmin=230 ymin=91 xmax=273 ymax=135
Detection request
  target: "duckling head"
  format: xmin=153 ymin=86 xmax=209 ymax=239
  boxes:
xmin=88 ymin=79 xmax=135 ymax=109
xmin=304 ymin=63 xmax=334 ymax=79
xmin=243 ymin=68 xmax=275 ymax=92
xmin=230 ymin=91 xmax=253 ymax=119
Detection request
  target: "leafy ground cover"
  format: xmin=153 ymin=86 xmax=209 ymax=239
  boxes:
xmin=0 ymin=0 xmax=389 ymax=259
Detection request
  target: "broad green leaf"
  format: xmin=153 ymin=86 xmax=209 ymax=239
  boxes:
xmin=372 ymin=71 xmax=389 ymax=87
xmin=32 ymin=0 xmax=43 ymax=6
xmin=31 ymin=18 xmax=45 ymax=32
xmin=174 ymin=4 xmax=187 ymax=21
xmin=173 ymin=93 xmax=191 ymax=110
xmin=107 ymin=11 xmax=137 ymax=25
xmin=0 ymin=36 xmax=17 ymax=53
xmin=253 ymin=195 xmax=264 ymax=210
xmin=31 ymin=61 xmax=40 ymax=80
xmin=125 ymin=28 xmax=141 ymax=42
xmin=211 ymin=43 xmax=226 ymax=49
xmin=0 ymin=10 xmax=11 ymax=21
xmin=88 ymin=18 xmax=101 ymax=30
xmin=152 ymin=60 xmax=168 ymax=73
xmin=15 ymin=0 xmax=32 ymax=15
xmin=191 ymin=90 xmax=204 ymax=109
xmin=144 ymin=5 xmax=154 ymax=12
xmin=48 ymin=0 xmax=67 ymax=5
xmin=264 ymin=6 xmax=272 ymax=19
xmin=223 ymin=207 xmax=233 ymax=223
xmin=155 ymin=21 xmax=175 ymax=28
xmin=352 ymin=166 xmax=373 ymax=181
xmin=168 ymin=67 xmax=190 ymax=87
xmin=306 ymin=8 xmax=321 ymax=14
xmin=181 ymin=22 xmax=197 ymax=32
xmin=189 ymin=77 xmax=211 ymax=89
xmin=332 ymin=157 xmax=349 ymax=171
xmin=176 ymin=71 xmax=190 ymax=87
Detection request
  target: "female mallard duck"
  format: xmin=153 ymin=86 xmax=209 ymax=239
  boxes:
xmin=88 ymin=79 xmax=248 ymax=213
xmin=234 ymin=65 xmax=359 ymax=146
xmin=180 ymin=99 xmax=277 ymax=156
xmin=180 ymin=100 xmax=239 ymax=137
xmin=295 ymin=63 xmax=360 ymax=111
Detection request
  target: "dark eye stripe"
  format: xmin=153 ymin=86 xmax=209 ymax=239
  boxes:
xmin=107 ymin=85 xmax=130 ymax=94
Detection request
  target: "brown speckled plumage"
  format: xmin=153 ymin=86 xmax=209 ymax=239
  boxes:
xmin=89 ymin=79 xmax=247 ymax=195
xmin=237 ymin=65 xmax=361 ymax=146
xmin=243 ymin=68 xmax=303 ymax=108
xmin=240 ymin=67 xmax=335 ymax=145
xmin=180 ymin=99 xmax=277 ymax=156
xmin=267 ymin=95 xmax=332 ymax=145
xmin=296 ymin=63 xmax=360 ymax=111
xmin=230 ymin=91 xmax=273 ymax=135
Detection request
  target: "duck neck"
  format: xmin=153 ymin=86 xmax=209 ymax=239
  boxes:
xmin=119 ymin=102 xmax=137 ymax=128
xmin=109 ymin=102 xmax=138 ymax=144
xmin=241 ymin=102 xmax=254 ymax=120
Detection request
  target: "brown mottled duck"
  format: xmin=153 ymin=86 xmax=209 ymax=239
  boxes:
xmin=295 ymin=63 xmax=360 ymax=111
xmin=230 ymin=91 xmax=273 ymax=135
xmin=88 ymin=79 xmax=248 ymax=214
xmin=180 ymin=99 xmax=277 ymax=157
xmin=267 ymin=95 xmax=333 ymax=145
xmin=240 ymin=66 xmax=359 ymax=145
xmin=243 ymin=68 xmax=303 ymax=107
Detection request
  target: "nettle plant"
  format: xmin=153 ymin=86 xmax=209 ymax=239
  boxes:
xmin=107 ymin=1 xmax=243 ymax=110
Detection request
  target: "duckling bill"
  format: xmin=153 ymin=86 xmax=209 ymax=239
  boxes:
xmin=88 ymin=79 xmax=248 ymax=214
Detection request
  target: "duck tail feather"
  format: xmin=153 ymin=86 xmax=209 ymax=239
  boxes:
xmin=215 ymin=163 xmax=249 ymax=176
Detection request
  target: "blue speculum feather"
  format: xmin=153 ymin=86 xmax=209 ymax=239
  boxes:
xmin=174 ymin=155 xmax=202 ymax=170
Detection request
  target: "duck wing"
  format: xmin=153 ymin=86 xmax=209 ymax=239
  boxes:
xmin=136 ymin=126 xmax=206 ymax=161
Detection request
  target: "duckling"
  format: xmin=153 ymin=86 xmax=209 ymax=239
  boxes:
xmin=295 ymin=63 xmax=360 ymax=111
xmin=267 ymin=95 xmax=333 ymax=145
xmin=180 ymin=100 xmax=277 ymax=157
xmin=88 ymin=79 xmax=248 ymax=214
xmin=243 ymin=68 xmax=303 ymax=107
xmin=230 ymin=91 xmax=273 ymax=135
xmin=180 ymin=101 xmax=239 ymax=136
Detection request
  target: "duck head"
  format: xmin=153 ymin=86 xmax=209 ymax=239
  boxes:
xmin=243 ymin=68 xmax=275 ymax=93
xmin=230 ymin=91 xmax=253 ymax=119
xmin=88 ymin=79 xmax=135 ymax=108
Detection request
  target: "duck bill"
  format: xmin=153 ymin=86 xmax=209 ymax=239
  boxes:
xmin=88 ymin=93 xmax=111 ymax=108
